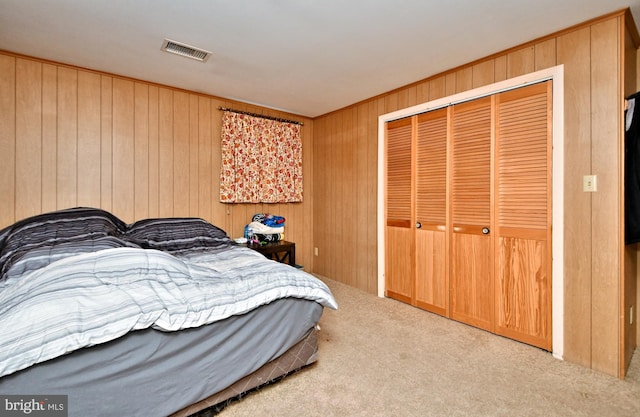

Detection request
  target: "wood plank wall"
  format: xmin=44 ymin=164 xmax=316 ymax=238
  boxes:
xmin=312 ymin=10 xmax=637 ymax=377
xmin=0 ymin=52 xmax=315 ymax=270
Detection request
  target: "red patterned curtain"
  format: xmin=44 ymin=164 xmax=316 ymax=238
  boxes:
xmin=220 ymin=111 xmax=303 ymax=203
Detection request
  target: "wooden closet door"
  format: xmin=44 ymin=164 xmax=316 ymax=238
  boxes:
xmin=494 ymin=81 xmax=552 ymax=350
xmin=414 ymin=109 xmax=448 ymax=315
xmin=385 ymin=117 xmax=414 ymax=303
xmin=449 ymin=97 xmax=494 ymax=332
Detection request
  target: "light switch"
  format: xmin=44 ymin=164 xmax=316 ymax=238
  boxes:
xmin=583 ymin=175 xmax=597 ymax=192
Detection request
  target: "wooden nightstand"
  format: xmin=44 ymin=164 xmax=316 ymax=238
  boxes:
xmin=246 ymin=240 xmax=296 ymax=266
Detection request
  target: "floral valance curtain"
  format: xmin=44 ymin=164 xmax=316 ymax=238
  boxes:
xmin=220 ymin=111 xmax=303 ymax=203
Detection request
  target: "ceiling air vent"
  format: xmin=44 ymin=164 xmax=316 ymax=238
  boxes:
xmin=161 ymin=39 xmax=212 ymax=62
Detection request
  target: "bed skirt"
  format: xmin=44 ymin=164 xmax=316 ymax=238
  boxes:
xmin=174 ymin=326 xmax=319 ymax=417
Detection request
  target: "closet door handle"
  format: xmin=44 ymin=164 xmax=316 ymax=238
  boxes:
xmin=416 ymin=222 xmax=422 ymax=229
xmin=482 ymin=227 xmax=490 ymax=235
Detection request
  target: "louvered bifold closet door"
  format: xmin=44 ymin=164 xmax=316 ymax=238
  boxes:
xmin=414 ymin=109 xmax=448 ymax=314
xmin=494 ymin=81 xmax=552 ymax=350
xmin=385 ymin=117 xmax=414 ymax=303
xmin=449 ymin=97 xmax=494 ymax=332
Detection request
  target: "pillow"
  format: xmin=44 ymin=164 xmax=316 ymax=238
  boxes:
xmin=0 ymin=207 xmax=129 ymax=280
xmin=124 ymin=217 xmax=233 ymax=254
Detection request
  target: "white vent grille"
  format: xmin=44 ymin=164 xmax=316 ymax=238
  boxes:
xmin=161 ymin=39 xmax=212 ymax=62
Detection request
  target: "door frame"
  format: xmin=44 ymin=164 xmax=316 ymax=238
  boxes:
xmin=377 ymin=65 xmax=565 ymax=359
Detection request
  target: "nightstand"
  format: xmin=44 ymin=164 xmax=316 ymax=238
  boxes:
xmin=246 ymin=240 xmax=296 ymax=266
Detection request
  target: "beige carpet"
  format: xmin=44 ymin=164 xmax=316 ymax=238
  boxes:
xmin=218 ymin=277 xmax=640 ymax=417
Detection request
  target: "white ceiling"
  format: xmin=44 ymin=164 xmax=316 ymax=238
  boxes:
xmin=1 ymin=0 xmax=639 ymax=118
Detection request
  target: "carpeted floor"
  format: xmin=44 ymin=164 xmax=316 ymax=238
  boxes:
xmin=216 ymin=276 xmax=640 ymax=417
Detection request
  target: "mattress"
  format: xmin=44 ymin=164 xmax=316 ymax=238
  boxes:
xmin=0 ymin=297 xmax=323 ymax=417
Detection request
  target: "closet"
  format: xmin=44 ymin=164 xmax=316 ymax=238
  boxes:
xmin=384 ymin=81 xmax=552 ymax=350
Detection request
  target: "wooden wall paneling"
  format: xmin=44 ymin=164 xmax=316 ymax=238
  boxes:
xmin=1 ymin=51 xmax=315 ymax=279
xmin=335 ymin=110 xmax=347 ymax=282
xmin=133 ymin=82 xmax=150 ymax=219
xmin=494 ymin=55 xmax=508 ymax=82
xmin=507 ymin=46 xmax=535 ymax=79
xmin=158 ymin=88 xmax=174 ymax=216
xmin=112 ymin=78 xmax=135 ymax=222
xmin=172 ymin=91 xmax=190 ymax=217
xmin=396 ymin=89 xmax=408 ymax=111
xmin=368 ymin=98 xmax=384 ymax=294
xmin=337 ymin=109 xmax=348 ymax=281
xmin=455 ymin=66 xmax=473 ymax=93
xmin=210 ymin=100 xmax=226 ymax=229
xmin=356 ymin=102 xmax=370 ymax=290
xmin=42 ymin=64 xmax=57 ymax=214
xmin=100 ymin=76 xmax=113 ymax=212
xmin=332 ymin=111 xmax=344 ymax=282
xmin=472 ymin=60 xmax=495 ymax=89
xmin=429 ymin=76 xmax=446 ymax=101
xmin=385 ymin=92 xmax=399 ymax=113
xmin=400 ymin=85 xmax=418 ymax=109
xmin=416 ymin=81 xmax=429 ymax=104
xmin=224 ymin=203 xmax=240 ymax=242
xmin=280 ymin=200 xmax=292 ymax=245
xmin=147 ymin=86 xmax=159 ymax=218
xmin=327 ymin=112 xmax=342 ymax=283
xmin=534 ymin=38 xmax=557 ymax=71
xmin=556 ymin=26 xmax=593 ymax=369
xmin=15 ymin=58 xmax=42 ymax=219
xmin=307 ymin=120 xmax=316 ymax=268
xmin=77 ymin=71 xmax=102 ymax=209
xmin=189 ymin=94 xmax=199 ymax=217
xmin=321 ymin=112 xmax=334 ymax=279
xmin=351 ymin=105 xmax=360 ymax=283
xmin=445 ymin=73 xmax=456 ymax=97
xmin=0 ymin=54 xmax=15 ymax=226
xmin=303 ymin=119 xmax=315 ymax=270
xmin=197 ymin=96 xmax=212 ymax=221
xmin=312 ymin=116 xmax=327 ymax=276
xmin=408 ymin=86 xmax=418 ymax=107
xmin=318 ymin=116 xmax=330 ymax=275
xmin=344 ymin=107 xmax=357 ymax=287
xmin=590 ymin=17 xmax=621 ymax=376
xmin=56 ymin=67 xmax=78 ymax=211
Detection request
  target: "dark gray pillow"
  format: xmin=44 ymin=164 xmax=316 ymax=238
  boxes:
xmin=124 ymin=217 xmax=233 ymax=254
xmin=0 ymin=207 xmax=129 ymax=280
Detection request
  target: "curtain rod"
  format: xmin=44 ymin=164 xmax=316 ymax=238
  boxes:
xmin=217 ymin=107 xmax=304 ymax=126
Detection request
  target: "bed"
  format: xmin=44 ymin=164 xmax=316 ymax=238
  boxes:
xmin=0 ymin=207 xmax=337 ymax=416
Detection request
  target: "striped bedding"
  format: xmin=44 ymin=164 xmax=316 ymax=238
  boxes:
xmin=0 ymin=208 xmax=337 ymax=378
